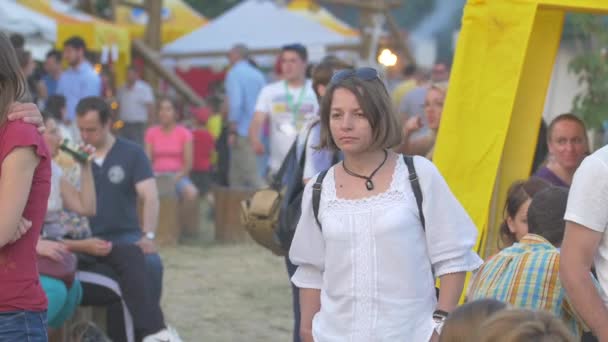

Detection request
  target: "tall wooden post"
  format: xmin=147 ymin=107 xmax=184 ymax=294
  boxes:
xmin=108 ymin=0 xmax=119 ymax=21
xmin=358 ymin=9 xmax=374 ymax=62
xmin=319 ymin=0 xmax=410 ymax=64
xmin=144 ymin=0 xmax=163 ymax=90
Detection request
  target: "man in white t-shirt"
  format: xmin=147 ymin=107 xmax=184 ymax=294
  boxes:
xmin=560 ymin=144 xmax=608 ymax=340
xmin=249 ymin=44 xmax=319 ymax=176
xmin=117 ymin=66 xmax=155 ymax=145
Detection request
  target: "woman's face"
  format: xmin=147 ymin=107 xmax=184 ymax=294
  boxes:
xmin=424 ymin=88 xmax=445 ymax=131
xmin=507 ymin=199 xmax=531 ymax=242
xmin=329 ymin=88 xmax=373 ymax=154
xmin=43 ymin=118 xmax=61 ymax=157
xmin=158 ymin=100 xmax=176 ymax=126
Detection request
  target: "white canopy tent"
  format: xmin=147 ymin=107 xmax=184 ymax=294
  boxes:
xmin=0 ymin=1 xmax=56 ymax=60
xmin=162 ymin=0 xmax=359 ymax=67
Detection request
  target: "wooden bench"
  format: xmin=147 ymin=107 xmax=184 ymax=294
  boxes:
xmin=59 ymin=271 xmax=135 ymax=342
xmin=152 ymin=175 xmax=180 ymax=246
xmin=142 ymin=175 xmax=204 ymax=246
xmin=57 ymin=306 xmax=108 ymax=342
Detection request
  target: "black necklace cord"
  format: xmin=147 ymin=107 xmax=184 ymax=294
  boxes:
xmin=342 ymin=150 xmax=389 ymax=191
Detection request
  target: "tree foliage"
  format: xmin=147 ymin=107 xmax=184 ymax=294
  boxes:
xmin=183 ymin=0 xmax=241 ymax=19
xmin=567 ymin=14 xmax=608 ymax=130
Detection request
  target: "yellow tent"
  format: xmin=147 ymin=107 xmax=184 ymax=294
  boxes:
xmin=288 ymin=0 xmax=359 ymax=37
xmin=434 ymin=0 xmax=608 ymax=301
xmin=19 ymin=0 xmax=131 ymax=86
xmin=115 ymin=0 xmax=207 ymax=44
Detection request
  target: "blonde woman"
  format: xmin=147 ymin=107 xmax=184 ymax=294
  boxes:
xmin=479 ymin=309 xmax=576 ymax=342
xmin=399 ymin=82 xmax=448 ymax=160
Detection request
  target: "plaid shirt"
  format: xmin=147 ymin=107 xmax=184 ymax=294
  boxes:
xmin=468 ymin=234 xmax=583 ymax=337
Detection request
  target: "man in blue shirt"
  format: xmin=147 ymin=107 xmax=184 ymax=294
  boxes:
xmin=225 ymin=44 xmax=267 ymax=188
xmin=75 ymin=96 xmax=163 ymax=305
xmin=57 ymin=36 xmax=101 ymax=133
xmin=42 ymin=49 xmax=62 ymax=98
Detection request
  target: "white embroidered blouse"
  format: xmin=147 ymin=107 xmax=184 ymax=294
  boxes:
xmin=289 ymin=155 xmax=483 ymax=342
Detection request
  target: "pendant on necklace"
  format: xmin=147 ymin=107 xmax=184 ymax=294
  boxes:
xmin=365 ymin=180 xmax=374 ymax=191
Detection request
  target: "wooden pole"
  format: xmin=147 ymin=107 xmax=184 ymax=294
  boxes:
xmin=108 ymin=0 xmax=118 ymax=21
xmin=120 ymin=1 xmax=146 ymax=9
xmin=383 ymin=8 xmax=414 ymax=64
xmin=317 ymin=0 xmax=413 ymax=64
xmin=358 ymin=8 xmax=374 ymax=61
xmin=132 ymin=40 xmax=204 ymax=106
xmin=144 ymin=0 xmax=163 ymax=90
xmin=162 ymin=43 xmax=361 ymax=59
xmin=80 ymin=0 xmax=97 ymax=16
xmin=319 ymin=0 xmax=400 ymax=11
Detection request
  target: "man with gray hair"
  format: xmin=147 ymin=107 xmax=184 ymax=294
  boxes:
xmin=225 ymin=44 xmax=267 ymax=188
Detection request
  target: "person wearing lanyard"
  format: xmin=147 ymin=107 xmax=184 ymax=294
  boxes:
xmin=249 ymin=44 xmax=319 ymax=179
xmin=249 ymin=44 xmax=319 ymax=342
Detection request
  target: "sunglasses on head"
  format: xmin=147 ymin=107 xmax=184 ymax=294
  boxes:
xmin=330 ymin=67 xmax=380 ymax=85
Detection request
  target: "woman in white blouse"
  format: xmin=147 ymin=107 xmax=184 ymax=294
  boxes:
xmin=289 ymin=67 xmax=482 ymax=342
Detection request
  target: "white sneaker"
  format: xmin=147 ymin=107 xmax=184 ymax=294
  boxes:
xmin=142 ymin=326 xmax=183 ymax=342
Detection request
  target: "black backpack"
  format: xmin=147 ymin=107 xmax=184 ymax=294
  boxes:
xmin=275 ymin=122 xmax=339 ymax=251
xmin=311 ymin=154 xmax=426 ymax=231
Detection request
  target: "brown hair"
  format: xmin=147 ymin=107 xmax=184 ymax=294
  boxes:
xmin=527 ymin=186 xmax=569 ymax=246
xmin=311 ymin=56 xmax=353 ymax=100
xmin=499 ymin=177 xmax=551 ymax=248
xmin=158 ymin=97 xmax=177 ymax=111
xmin=317 ymin=75 xmax=401 ymax=152
xmin=478 ymin=309 xmax=576 ymax=342
xmin=76 ymin=97 xmax=112 ymax=125
xmin=547 ymin=113 xmax=587 ymax=143
xmin=0 ymin=32 xmax=27 ymax=125
xmin=439 ymin=299 xmax=507 ymax=342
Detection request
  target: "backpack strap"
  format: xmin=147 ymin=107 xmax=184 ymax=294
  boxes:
xmin=403 ymin=155 xmax=426 ymax=230
xmin=271 ymin=140 xmax=298 ymax=189
xmin=312 ymin=170 xmax=329 ymax=231
xmin=298 ymin=121 xmax=320 ymax=171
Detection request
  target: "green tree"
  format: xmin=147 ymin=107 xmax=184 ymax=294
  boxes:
xmin=567 ymin=14 xmax=608 ymax=130
xmin=183 ymin=0 xmax=242 ymax=18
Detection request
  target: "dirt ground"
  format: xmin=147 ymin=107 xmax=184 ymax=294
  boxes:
xmin=158 ymin=216 xmax=294 ymax=342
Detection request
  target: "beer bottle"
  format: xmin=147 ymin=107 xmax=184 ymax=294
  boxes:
xmin=59 ymin=139 xmax=91 ymax=163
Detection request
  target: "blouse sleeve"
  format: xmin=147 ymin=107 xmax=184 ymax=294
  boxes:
xmin=288 ymin=176 xmax=325 ymax=289
xmin=415 ymin=156 xmax=483 ymax=277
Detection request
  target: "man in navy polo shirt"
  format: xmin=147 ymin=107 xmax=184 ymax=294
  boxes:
xmin=75 ymin=96 xmax=163 ymax=303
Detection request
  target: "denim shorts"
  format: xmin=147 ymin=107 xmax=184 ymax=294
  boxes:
xmin=0 ymin=311 xmax=47 ymax=342
xmin=175 ymin=176 xmax=195 ymax=197
xmin=156 ymin=173 xmax=195 ymax=198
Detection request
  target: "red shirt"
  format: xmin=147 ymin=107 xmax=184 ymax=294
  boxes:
xmin=192 ymin=128 xmax=215 ymax=172
xmin=0 ymin=120 xmax=50 ymax=312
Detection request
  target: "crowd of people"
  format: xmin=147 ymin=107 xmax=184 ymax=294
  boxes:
xmin=0 ymin=23 xmax=607 ymax=342
xmin=225 ymin=42 xmax=607 ymax=342
xmin=1 ymin=32 xmax=180 ymax=342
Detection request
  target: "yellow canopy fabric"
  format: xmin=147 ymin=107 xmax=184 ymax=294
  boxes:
xmin=434 ymin=0 xmax=608 ymax=301
xmin=19 ymin=0 xmax=129 ymax=52
xmin=115 ymin=0 xmax=207 ymax=44
xmin=288 ymin=0 xmax=359 ymax=37
xmin=19 ymin=0 xmax=131 ymax=85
